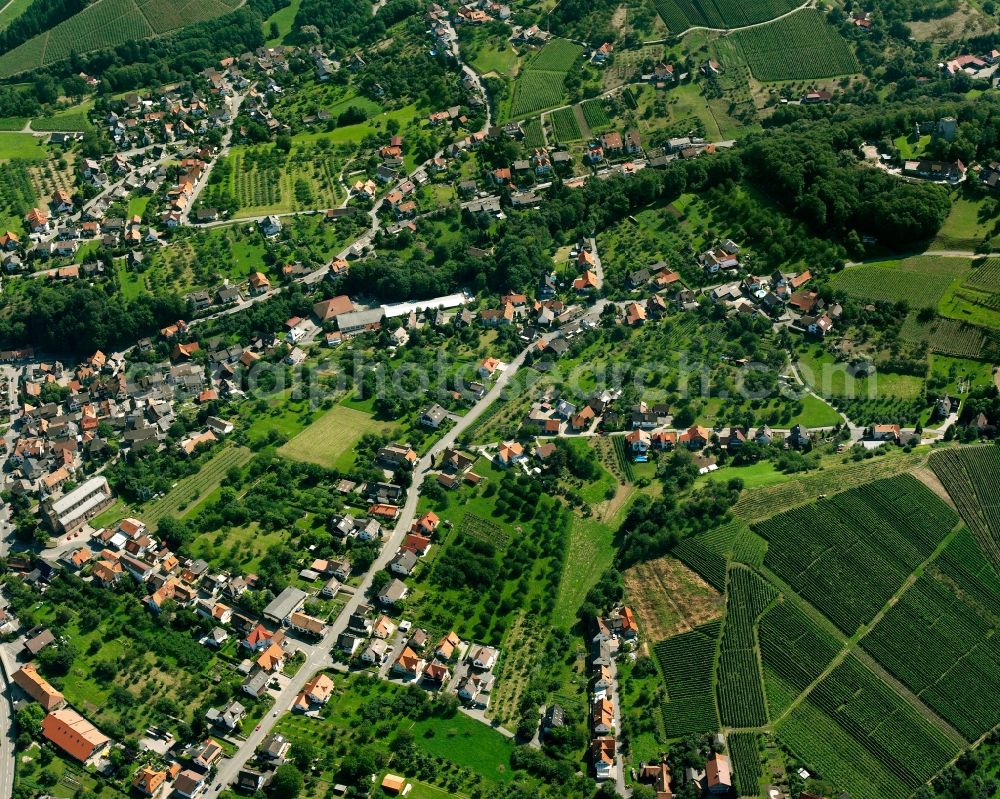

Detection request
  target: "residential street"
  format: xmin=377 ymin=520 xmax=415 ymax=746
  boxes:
xmin=180 ymin=90 xmax=247 ymax=225
xmin=0 ymin=641 xmax=17 ymax=799
xmin=212 ymin=335 xmax=540 ymax=792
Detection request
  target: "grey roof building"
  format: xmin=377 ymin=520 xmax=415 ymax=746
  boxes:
xmin=262 ymin=586 xmax=308 ymax=625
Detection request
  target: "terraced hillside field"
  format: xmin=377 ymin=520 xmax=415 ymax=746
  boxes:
xmin=0 ymin=0 xmax=242 ymax=77
xmin=930 ymin=446 xmax=1000 ymax=565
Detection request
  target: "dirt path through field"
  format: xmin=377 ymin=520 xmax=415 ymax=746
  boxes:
xmin=574 ymin=104 xmax=591 ymax=139
xmin=772 ymin=522 xmax=967 ymax=746
xmin=912 ymin=465 xmax=957 ymax=511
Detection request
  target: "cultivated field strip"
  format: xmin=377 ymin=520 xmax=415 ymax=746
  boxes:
xmin=0 ymin=0 xmax=240 ymax=77
xmin=758 ymin=598 xmax=841 ymax=715
xmin=652 ymin=0 xmax=799 ymax=32
xmin=930 ymin=446 xmax=1000 ymax=565
xmin=654 ymin=620 xmax=721 ymax=736
xmin=731 ymin=449 xmax=926 ymax=522
xmin=808 ymin=655 xmax=960 ymax=788
xmin=143 ymin=444 xmax=253 ymax=524
xmin=731 ymin=10 xmax=859 ymax=81
xmin=672 ymin=522 xmax=742 ymax=590
xmin=550 ymin=107 xmax=582 ymax=142
xmin=717 ymin=567 xmax=776 ymax=727
xmin=963 ymin=258 xmax=1000 ymax=292
xmin=508 ymin=39 xmax=582 ymax=118
xmin=777 ymin=698 xmax=914 ymax=799
xmin=861 ymin=526 xmax=1000 ymax=741
xmin=899 ymin=313 xmax=992 ymax=360
xmin=831 ymin=256 xmax=969 ymax=309
xmin=753 ymin=475 xmax=957 ymax=634
xmin=728 ymin=732 xmax=763 ymax=796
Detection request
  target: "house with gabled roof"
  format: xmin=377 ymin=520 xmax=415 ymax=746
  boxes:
xmin=13 ymin=663 xmax=65 ymax=710
xmin=378 ymin=578 xmax=409 ymax=606
xmin=42 ymin=708 xmax=110 ymax=762
xmin=392 ymin=646 xmax=425 ymax=680
xmin=705 ymin=752 xmax=732 ymax=794
xmin=679 ymin=425 xmax=710 ymax=450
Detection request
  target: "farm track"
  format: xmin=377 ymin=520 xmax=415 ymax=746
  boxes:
xmin=642 ymin=0 xmax=814 ymax=42
xmin=911 ymin=465 xmax=957 ymax=511
xmin=769 ymin=521 xmax=966 ymax=743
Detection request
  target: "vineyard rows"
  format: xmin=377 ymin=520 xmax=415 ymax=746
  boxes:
xmin=510 ymin=72 xmax=566 ymax=119
xmin=758 ymin=600 xmax=840 ymax=714
xmin=930 ymin=446 xmax=1000 ymax=563
xmin=0 ymin=0 xmax=239 ymax=77
xmin=731 ymin=527 xmax=767 ymax=566
xmin=652 ymin=0 xmax=799 ymax=31
xmin=550 ymin=107 xmax=582 ymax=142
xmin=459 ymin=512 xmax=512 ymax=550
xmin=653 ymin=620 xmax=721 ymax=736
xmin=528 ymin=39 xmax=582 ymax=71
xmin=832 ymin=256 xmax=969 ymax=309
xmin=139 ymin=0 xmax=241 ymax=32
xmin=900 ymin=314 xmax=990 ymax=360
xmin=508 ymin=39 xmax=582 ymax=119
xmin=936 ymin=525 xmax=1000 ymax=611
xmin=963 ymin=258 xmax=1000 ymax=292
xmin=861 ymin=528 xmax=1000 ymax=740
xmin=728 ymin=733 xmax=763 ymax=796
xmin=717 ymin=568 xmax=776 ymax=727
xmin=778 ymin=699 xmax=918 ymax=799
xmin=809 ymin=655 xmax=959 ymax=788
xmin=732 ymin=10 xmax=860 ymax=82
xmin=753 ymin=475 xmax=956 ymax=634
xmin=612 ymin=436 xmax=635 ymax=481
xmin=522 ymin=118 xmax=545 ymax=148
xmin=581 ymin=100 xmax=612 ymax=131
xmin=672 ymin=523 xmax=741 ymax=590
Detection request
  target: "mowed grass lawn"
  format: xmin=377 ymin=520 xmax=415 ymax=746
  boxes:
xmin=553 ymin=514 xmax=617 ymax=629
xmin=0 ymin=131 xmax=46 ymax=160
xmin=932 ymin=196 xmax=999 ymax=250
xmin=786 ymin=394 xmax=844 ymax=427
xmin=798 ymin=347 xmax=925 ymax=400
xmin=472 ymin=42 xmax=519 ymax=77
xmin=830 ymin=256 xmax=970 ymax=308
xmin=694 ymin=460 xmax=792 ymax=491
xmin=278 ymin=404 xmax=387 ymax=469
